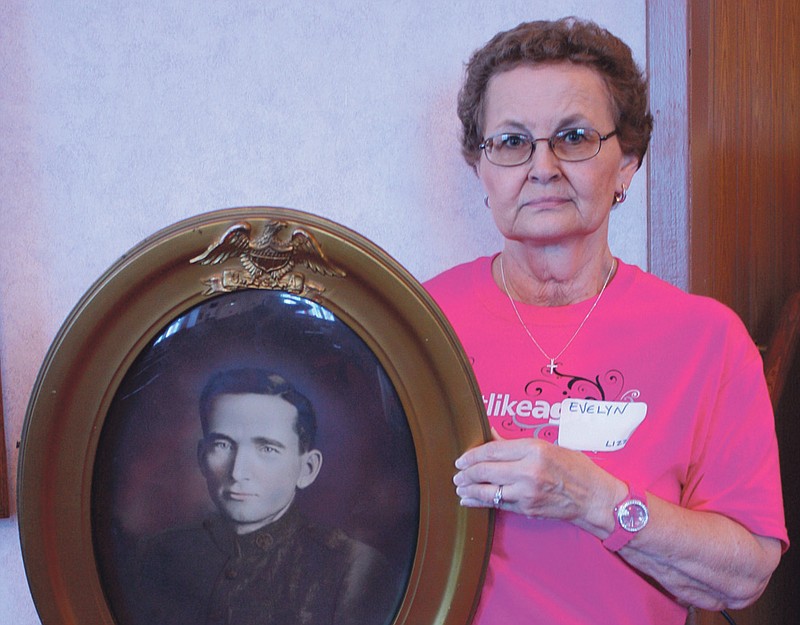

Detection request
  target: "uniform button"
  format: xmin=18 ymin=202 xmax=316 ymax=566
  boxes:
xmin=255 ymin=532 xmax=274 ymax=550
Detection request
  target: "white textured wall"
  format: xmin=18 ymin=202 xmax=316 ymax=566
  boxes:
xmin=0 ymin=1 xmax=646 ymax=621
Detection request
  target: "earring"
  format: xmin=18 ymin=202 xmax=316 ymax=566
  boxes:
xmin=484 ymin=196 xmax=491 ymax=209
xmin=614 ymin=183 xmax=628 ymax=205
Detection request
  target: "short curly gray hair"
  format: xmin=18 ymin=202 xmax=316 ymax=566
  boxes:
xmin=457 ymin=17 xmax=653 ymax=170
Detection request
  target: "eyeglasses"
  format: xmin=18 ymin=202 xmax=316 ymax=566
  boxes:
xmin=479 ymin=128 xmax=618 ymax=167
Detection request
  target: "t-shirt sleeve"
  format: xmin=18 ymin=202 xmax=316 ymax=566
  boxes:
xmin=682 ymin=312 xmax=789 ymax=551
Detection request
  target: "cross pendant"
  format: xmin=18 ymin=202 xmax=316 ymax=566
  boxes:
xmin=546 ymin=359 xmax=558 ymax=374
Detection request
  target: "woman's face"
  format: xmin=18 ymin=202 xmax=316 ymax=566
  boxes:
xmin=476 ymin=62 xmax=638 ymax=248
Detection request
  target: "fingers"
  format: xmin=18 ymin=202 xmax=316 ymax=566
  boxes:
xmin=455 ymin=436 xmax=526 ymax=470
xmin=453 ymin=442 xmax=517 ymax=509
xmin=458 ymin=495 xmax=495 ymax=508
xmin=453 ymin=436 xmax=546 ymax=512
xmin=455 ymin=481 xmax=511 ymax=509
xmin=454 ymin=456 xmax=501 ymax=485
xmin=453 ymin=437 xmax=530 ymax=507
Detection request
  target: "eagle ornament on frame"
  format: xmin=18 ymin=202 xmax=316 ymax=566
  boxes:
xmin=190 ymin=219 xmax=346 ymax=296
xmin=17 ymin=206 xmax=492 ymax=625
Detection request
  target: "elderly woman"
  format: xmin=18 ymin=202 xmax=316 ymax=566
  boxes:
xmin=425 ymin=17 xmax=788 ymax=625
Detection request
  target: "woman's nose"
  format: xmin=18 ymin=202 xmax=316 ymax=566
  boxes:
xmin=526 ymin=140 xmax=562 ymax=183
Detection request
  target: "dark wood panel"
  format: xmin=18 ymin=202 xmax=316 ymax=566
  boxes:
xmin=686 ymin=2 xmax=800 ymax=624
xmin=689 ymin=0 xmax=800 ymax=346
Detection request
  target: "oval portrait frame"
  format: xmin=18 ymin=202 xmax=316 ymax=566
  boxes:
xmin=17 ymin=207 xmax=492 ymax=625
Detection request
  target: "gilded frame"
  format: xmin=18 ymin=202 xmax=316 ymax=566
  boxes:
xmin=18 ymin=207 xmax=492 ymax=625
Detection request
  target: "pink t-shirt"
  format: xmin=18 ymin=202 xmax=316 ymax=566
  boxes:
xmin=425 ymin=256 xmax=788 ymax=625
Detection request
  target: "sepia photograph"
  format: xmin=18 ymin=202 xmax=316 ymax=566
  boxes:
xmin=92 ymin=289 xmax=419 ymax=625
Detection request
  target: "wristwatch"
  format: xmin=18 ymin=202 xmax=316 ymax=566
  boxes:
xmin=602 ymin=483 xmax=649 ymax=552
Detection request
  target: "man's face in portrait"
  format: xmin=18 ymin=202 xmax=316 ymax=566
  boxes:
xmin=199 ymin=392 xmax=322 ymax=534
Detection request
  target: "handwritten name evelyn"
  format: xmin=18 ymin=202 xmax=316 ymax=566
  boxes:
xmin=565 ymin=400 xmax=632 ymax=416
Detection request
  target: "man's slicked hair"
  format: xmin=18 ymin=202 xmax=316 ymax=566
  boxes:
xmin=199 ymin=368 xmax=317 ymax=452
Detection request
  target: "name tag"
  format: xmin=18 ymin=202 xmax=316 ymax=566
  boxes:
xmin=557 ymin=399 xmax=647 ymax=452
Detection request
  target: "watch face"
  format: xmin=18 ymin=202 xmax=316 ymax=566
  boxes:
xmin=618 ymin=500 xmax=649 ymax=532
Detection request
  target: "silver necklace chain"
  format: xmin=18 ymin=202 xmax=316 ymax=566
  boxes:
xmin=499 ymin=255 xmax=616 ymax=375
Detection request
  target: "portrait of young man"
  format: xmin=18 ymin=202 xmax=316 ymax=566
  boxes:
xmin=133 ymin=367 xmax=397 ymax=625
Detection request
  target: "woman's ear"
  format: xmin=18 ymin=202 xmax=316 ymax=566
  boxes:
xmin=618 ymin=152 xmax=640 ymax=190
xmin=296 ymin=449 xmax=323 ymax=489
